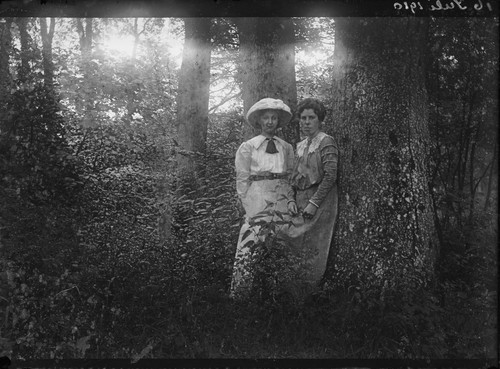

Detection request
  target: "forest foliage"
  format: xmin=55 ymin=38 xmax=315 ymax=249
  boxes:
xmin=0 ymin=16 xmax=497 ymax=359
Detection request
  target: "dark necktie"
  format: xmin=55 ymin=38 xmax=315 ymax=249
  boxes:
xmin=265 ymin=138 xmax=279 ymax=154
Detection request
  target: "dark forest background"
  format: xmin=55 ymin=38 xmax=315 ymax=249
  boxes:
xmin=0 ymin=14 xmax=497 ymax=359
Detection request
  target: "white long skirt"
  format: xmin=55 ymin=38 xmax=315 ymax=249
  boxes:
xmin=230 ymin=178 xmax=292 ymax=298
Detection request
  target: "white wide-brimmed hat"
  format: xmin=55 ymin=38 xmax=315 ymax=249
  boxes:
xmin=246 ymin=98 xmax=292 ymax=129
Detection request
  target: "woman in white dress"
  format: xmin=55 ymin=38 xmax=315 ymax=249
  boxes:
xmin=230 ymin=98 xmax=295 ymax=298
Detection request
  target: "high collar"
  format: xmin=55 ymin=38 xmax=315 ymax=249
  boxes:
xmin=307 ymin=130 xmax=321 ymax=141
xmin=297 ymin=131 xmax=327 ymax=157
xmin=249 ymin=134 xmax=284 ymax=149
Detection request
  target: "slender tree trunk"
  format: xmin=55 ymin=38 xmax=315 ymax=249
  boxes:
xmin=124 ymin=18 xmax=146 ymax=125
xmin=425 ymin=43 xmax=448 ymax=249
xmin=0 ymin=18 xmax=13 ymax=112
xmin=132 ymin=18 xmax=140 ymax=60
xmin=76 ymin=18 xmax=94 ymax=125
xmin=0 ymin=19 xmax=14 ymax=319
xmin=236 ymin=17 xmax=299 ymax=144
xmin=176 ymin=18 xmax=212 ymax=188
xmin=40 ymin=17 xmax=56 ymax=88
xmin=468 ymin=99 xmax=481 ymax=220
xmin=330 ymin=18 xmax=438 ymax=290
xmin=16 ymin=18 xmax=31 ymax=83
xmin=484 ymin=134 xmax=497 ymax=211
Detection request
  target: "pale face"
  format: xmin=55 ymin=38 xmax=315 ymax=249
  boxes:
xmin=300 ymin=108 xmax=321 ymax=138
xmin=259 ymin=110 xmax=279 ymax=137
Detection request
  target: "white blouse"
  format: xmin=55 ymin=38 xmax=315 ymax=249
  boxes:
xmin=235 ymin=135 xmax=294 ymax=200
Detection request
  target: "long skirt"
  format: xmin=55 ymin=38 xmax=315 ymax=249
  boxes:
xmin=230 ymin=178 xmax=292 ymax=298
xmin=286 ymin=183 xmax=339 ymax=287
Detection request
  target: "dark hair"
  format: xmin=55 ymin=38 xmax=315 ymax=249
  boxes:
xmin=297 ymin=98 xmax=326 ymax=122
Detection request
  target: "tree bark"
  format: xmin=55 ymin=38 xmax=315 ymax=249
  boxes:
xmin=176 ymin=18 xmax=212 ymax=188
xmin=484 ymin=133 xmax=497 ymax=212
xmin=236 ymin=17 xmax=299 ymax=145
xmin=330 ymin=18 xmax=437 ymax=290
xmin=75 ymin=18 xmax=94 ymax=125
xmin=1 ymin=20 xmax=15 ymax=312
xmin=40 ymin=17 xmax=56 ymax=88
xmin=0 ymin=18 xmax=13 ymax=112
xmin=16 ymin=18 xmax=31 ymax=83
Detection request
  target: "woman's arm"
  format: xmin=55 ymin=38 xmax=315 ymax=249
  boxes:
xmin=308 ymin=136 xmax=338 ymax=207
xmin=283 ymin=142 xmax=298 ymax=214
xmin=235 ymin=141 xmax=252 ymax=207
xmin=284 ymin=142 xmax=295 ymax=177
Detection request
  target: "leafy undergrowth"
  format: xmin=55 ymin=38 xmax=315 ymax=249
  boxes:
xmin=1 ymin=157 xmax=496 ymax=360
xmin=0 ymin=95 xmax=496 ymax=359
xmin=2 ymin=266 xmax=496 ymax=359
xmin=0 ymin=160 xmax=496 ymax=359
xmin=1 ymin=198 xmax=496 ymax=359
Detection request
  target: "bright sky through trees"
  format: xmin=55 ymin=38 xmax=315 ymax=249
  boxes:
xmin=101 ymin=34 xmax=136 ymax=57
xmin=98 ymin=18 xmax=335 ymax=113
xmin=99 ymin=19 xmax=184 ymax=65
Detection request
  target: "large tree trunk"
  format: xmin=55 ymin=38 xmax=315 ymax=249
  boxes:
xmin=40 ymin=17 xmax=56 ymax=88
xmin=236 ymin=17 xmax=299 ymax=145
xmin=330 ymin=18 xmax=437 ymax=290
xmin=176 ymin=18 xmax=212 ymax=188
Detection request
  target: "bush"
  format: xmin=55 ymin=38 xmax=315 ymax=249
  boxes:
xmin=1 ymin=104 xmax=496 ymax=359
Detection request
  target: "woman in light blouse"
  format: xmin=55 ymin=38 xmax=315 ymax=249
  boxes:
xmin=230 ymin=97 xmax=295 ymax=298
xmin=287 ymin=98 xmax=339 ymax=288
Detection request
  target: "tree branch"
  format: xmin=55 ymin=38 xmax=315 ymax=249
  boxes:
xmin=208 ymin=90 xmax=241 ymax=114
xmin=138 ymin=18 xmax=152 ymax=37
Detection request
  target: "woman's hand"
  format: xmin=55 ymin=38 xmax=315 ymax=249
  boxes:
xmin=288 ymin=201 xmax=298 ymax=216
xmin=302 ymin=203 xmax=318 ymax=220
xmin=237 ymin=198 xmax=247 ymax=218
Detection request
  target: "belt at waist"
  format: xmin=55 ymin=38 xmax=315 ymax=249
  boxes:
xmin=249 ymin=173 xmax=288 ymax=182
